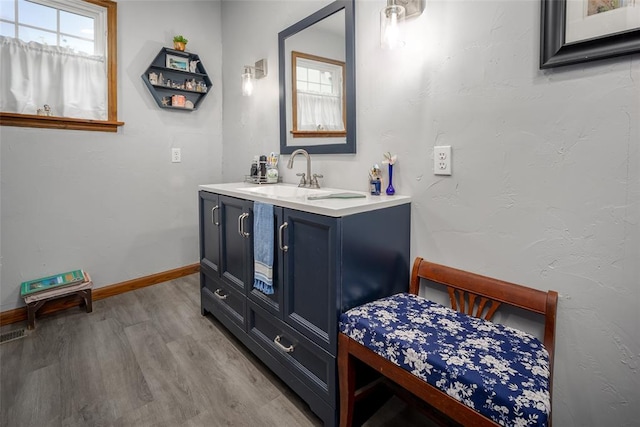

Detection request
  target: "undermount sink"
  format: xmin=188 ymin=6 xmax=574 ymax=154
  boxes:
xmin=239 ymin=184 xmax=330 ymax=199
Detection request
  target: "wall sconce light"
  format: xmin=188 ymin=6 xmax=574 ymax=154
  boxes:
xmin=380 ymin=0 xmax=424 ymax=49
xmin=242 ymin=59 xmax=267 ymax=97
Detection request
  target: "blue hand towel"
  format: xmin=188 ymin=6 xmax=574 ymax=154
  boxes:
xmin=253 ymin=202 xmax=274 ymax=295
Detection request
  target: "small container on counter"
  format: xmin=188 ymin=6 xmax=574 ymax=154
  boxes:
xmin=369 ymin=163 xmax=382 ymax=195
xmin=250 ymin=156 xmax=259 ymax=177
xmin=266 ymin=152 xmax=279 ymax=183
xmin=259 ymin=155 xmax=267 ymax=179
xmin=370 ymin=179 xmax=381 ymax=195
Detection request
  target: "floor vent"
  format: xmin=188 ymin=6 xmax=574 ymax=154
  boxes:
xmin=0 ymin=328 xmax=27 ymax=344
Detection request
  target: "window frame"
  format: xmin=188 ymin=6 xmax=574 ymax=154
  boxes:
xmin=291 ymin=51 xmax=346 ymax=138
xmin=0 ymin=0 xmax=123 ymax=132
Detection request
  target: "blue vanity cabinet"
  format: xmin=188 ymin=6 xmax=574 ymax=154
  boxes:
xmin=200 ymin=193 xmax=252 ymax=335
xmin=246 ymin=208 xmax=340 ymax=425
xmin=218 ymin=195 xmax=253 ymax=294
xmin=199 ymin=191 xmax=220 ymax=277
xmin=199 ymin=190 xmax=411 ymax=427
xmin=280 ymin=209 xmax=340 ymax=352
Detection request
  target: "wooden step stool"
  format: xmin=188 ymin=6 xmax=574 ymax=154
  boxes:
xmin=23 ymin=274 xmax=93 ymax=330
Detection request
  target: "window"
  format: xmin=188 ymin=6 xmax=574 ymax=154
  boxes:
xmin=0 ymin=0 xmax=122 ymax=132
xmin=291 ymin=51 xmax=346 ymax=138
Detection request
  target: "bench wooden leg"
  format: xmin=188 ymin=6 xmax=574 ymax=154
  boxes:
xmin=26 ymin=300 xmax=46 ymax=330
xmin=338 ymin=333 xmax=356 ymax=427
xmin=78 ymin=289 xmax=93 ymax=313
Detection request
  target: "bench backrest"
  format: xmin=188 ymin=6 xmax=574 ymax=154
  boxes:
xmin=409 ymin=257 xmax=558 ymax=390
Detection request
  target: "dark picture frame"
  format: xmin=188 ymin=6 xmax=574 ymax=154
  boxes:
xmin=540 ymin=0 xmax=640 ymax=69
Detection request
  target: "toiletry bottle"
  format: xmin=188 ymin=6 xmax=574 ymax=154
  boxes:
xmin=370 ymin=178 xmax=381 ymax=195
xmin=259 ymin=155 xmax=267 ymax=180
xmin=250 ymin=156 xmax=258 ymax=178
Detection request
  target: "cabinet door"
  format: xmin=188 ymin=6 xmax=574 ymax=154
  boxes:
xmin=281 ymin=209 xmax=340 ymax=352
xmin=199 ymin=191 xmax=220 ymax=276
xmin=219 ymin=196 xmax=253 ymax=294
xmin=248 ymin=207 xmax=284 ymax=316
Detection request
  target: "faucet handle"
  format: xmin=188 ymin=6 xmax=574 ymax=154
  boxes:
xmin=296 ymin=173 xmax=307 ymax=187
xmin=310 ymin=174 xmax=323 ymax=189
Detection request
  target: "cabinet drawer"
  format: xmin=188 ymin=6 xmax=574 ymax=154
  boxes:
xmin=202 ymin=273 xmax=246 ymax=330
xmin=247 ymin=301 xmax=335 ymax=403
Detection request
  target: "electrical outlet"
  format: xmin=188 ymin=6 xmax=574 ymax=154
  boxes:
xmin=434 ymin=145 xmax=451 ymax=175
xmin=171 ymin=148 xmax=181 ymax=163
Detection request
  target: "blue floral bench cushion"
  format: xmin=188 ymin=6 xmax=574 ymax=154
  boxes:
xmin=339 ymin=293 xmax=551 ymax=427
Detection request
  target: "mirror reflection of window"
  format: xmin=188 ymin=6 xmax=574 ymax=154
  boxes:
xmin=0 ymin=0 xmax=108 ymax=120
xmin=291 ymin=51 xmax=346 ymax=138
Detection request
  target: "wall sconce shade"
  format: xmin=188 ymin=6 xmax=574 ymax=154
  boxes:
xmin=242 ymin=66 xmax=254 ymax=96
xmin=380 ymin=0 xmax=424 ymax=49
xmin=242 ymin=59 xmax=267 ymax=97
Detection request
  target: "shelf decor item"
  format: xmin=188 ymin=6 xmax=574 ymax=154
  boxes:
xmin=173 ymin=35 xmax=188 ymax=51
xmin=383 ymin=152 xmax=397 ymax=196
xmin=166 ymin=54 xmax=188 ymax=71
xmin=141 ymin=47 xmax=212 ymax=111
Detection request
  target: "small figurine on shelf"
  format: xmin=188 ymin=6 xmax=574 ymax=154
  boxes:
xmin=149 ymin=72 xmax=158 ymax=85
xmin=185 ymin=79 xmax=195 ymax=91
xmin=189 ymin=59 xmax=199 ymax=73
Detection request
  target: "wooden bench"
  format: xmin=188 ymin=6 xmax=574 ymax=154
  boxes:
xmin=338 ymin=257 xmax=558 ymax=426
xmin=23 ymin=275 xmax=93 ymax=330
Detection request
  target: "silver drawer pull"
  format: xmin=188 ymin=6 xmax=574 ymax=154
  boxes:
xmin=237 ymin=213 xmax=244 ymax=237
xmin=241 ymin=213 xmax=250 ymax=238
xmin=274 ymin=335 xmax=294 ymax=353
xmin=278 ymin=222 xmax=288 ymax=252
xmin=238 ymin=213 xmax=250 ymax=238
xmin=211 ymin=205 xmax=219 ymax=226
xmin=214 ymin=289 xmax=228 ymax=300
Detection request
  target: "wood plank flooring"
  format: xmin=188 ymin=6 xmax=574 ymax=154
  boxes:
xmin=1 ymin=274 xmax=434 ymax=427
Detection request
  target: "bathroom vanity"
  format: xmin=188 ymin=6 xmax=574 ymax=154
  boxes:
xmin=198 ymin=182 xmax=410 ymax=426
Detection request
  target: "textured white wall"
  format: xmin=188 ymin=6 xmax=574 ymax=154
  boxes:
xmin=221 ymin=0 xmax=639 ymax=425
xmin=0 ymin=1 xmax=223 ymax=311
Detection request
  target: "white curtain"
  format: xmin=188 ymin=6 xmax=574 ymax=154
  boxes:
xmin=0 ymin=36 xmax=107 ymax=120
xmin=297 ymin=91 xmax=344 ymax=131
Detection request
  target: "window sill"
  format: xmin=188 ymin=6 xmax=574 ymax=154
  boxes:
xmin=291 ymin=130 xmax=346 ymax=138
xmin=0 ymin=113 xmax=124 ymax=133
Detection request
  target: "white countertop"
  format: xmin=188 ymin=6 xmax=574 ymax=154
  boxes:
xmin=199 ymin=182 xmax=411 ymax=217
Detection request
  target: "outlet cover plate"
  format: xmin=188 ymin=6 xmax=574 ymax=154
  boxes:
xmin=434 ymin=145 xmax=451 ymax=175
xmin=171 ymin=148 xmax=181 ymax=163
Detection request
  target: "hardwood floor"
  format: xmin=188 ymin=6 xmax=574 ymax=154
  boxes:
xmin=1 ymin=274 xmax=434 ymax=427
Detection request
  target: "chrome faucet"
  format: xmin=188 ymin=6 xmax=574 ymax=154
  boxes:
xmin=287 ymin=149 xmax=322 ymax=188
